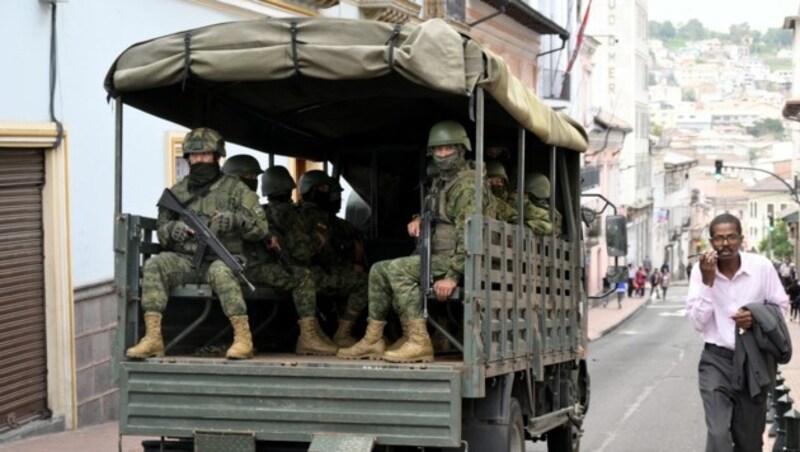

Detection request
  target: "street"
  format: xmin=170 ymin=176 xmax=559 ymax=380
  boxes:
xmin=529 ymin=284 xmax=706 ymax=451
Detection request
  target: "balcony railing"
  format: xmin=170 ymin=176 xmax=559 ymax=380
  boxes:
xmin=539 ymin=69 xmax=571 ymax=101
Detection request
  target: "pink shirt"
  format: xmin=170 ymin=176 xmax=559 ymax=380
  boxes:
xmin=685 ymin=251 xmax=788 ymax=351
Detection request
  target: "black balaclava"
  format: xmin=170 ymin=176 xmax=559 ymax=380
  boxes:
xmin=188 ymin=162 xmax=221 ymax=190
xmin=306 ymin=188 xmax=331 ymax=211
xmin=243 ymin=178 xmax=258 ymax=192
xmin=267 ymin=190 xmax=292 ymax=204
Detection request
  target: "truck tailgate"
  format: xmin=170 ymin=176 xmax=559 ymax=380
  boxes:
xmin=119 ymin=356 xmax=462 ymax=448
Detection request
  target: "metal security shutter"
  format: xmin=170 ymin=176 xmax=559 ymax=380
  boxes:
xmin=0 ymin=149 xmax=47 ymax=431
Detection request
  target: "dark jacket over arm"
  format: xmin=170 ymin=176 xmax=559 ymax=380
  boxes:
xmin=732 ymin=302 xmax=792 ymax=398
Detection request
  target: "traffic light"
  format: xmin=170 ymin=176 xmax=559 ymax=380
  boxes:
xmin=714 ymin=160 xmax=723 ymax=181
xmin=768 ymin=215 xmax=775 ymax=232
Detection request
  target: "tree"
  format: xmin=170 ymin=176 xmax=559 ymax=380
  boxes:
xmin=662 ymin=21 xmax=676 ymax=40
xmin=649 ymin=21 xmax=663 ymax=39
xmin=745 ymin=118 xmax=785 ymax=138
xmin=681 ymin=89 xmax=696 ymax=101
xmin=729 ymin=22 xmax=752 ymax=45
xmin=759 ymin=220 xmax=794 ymax=261
xmin=678 ymin=19 xmax=707 ymax=41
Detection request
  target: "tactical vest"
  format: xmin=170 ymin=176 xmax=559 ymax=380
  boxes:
xmin=169 ymin=175 xmax=247 ymax=257
xmin=430 ymin=168 xmax=475 ymax=257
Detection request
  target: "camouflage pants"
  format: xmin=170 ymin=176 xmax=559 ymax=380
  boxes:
xmin=311 ymin=265 xmax=368 ymax=321
xmin=141 ymin=252 xmax=247 ymax=317
xmin=245 ymin=262 xmax=317 ymax=318
xmin=368 ymin=254 xmax=451 ymax=322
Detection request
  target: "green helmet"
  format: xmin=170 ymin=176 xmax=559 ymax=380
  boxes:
xmin=261 ymin=165 xmax=296 ymax=197
xmin=525 ymin=172 xmax=550 ymax=199
xmin=222 ymin=155 xmax=263 ymax=178
xmin=298 ymin=169 xmax=331 ymax=195
xmin=182 ymin=127 xmax=226 ymax=158
xmin=427 ymin=120 xmax=471 ymax=152
xmin=485 ymin=160 xmax=508 ymax=182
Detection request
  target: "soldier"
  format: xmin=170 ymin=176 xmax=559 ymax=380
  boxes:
xmin=488 ymin=161 xmax=551 ymax=235
xmin=241 ymin=166 xmax=338 ymax=355
xmin=338 ymin=120 xmax=494 ymax=363
xmin=297 ymin=170 xmax=367 ymax=347
xmin=126 ymin=128 xmax=269 ymax=360
xmin=221 ymin=154 xmax=262 ymax=192
xmin=523 ymin=171 xmax=560 ymax=236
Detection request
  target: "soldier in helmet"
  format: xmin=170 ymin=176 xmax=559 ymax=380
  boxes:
xmin=338 ymin=120 xmax=495 ymax=363
xmin=222 ymin=154 xmax=263 ymax=192
xmin=242 ymin=166 xmax=338 ymax=355
xmin=297 ymin=170 xmax=367 ymax=347
xmin=126 ymin=128 xmax=269 ymax=360
xmin=487 ymin=160 xmax=551 ymax=235
xmin=523 ymin=171 xmax=560 ymax=236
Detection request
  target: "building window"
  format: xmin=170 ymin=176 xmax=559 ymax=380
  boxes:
xmin=167 ymin=132 xmax=189 ymax=186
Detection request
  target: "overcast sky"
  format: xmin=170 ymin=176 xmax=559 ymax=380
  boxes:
xmin=648 ymin=0 xmax=798 ymax=33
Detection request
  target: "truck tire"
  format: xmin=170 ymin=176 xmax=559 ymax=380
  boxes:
xmin=546 ymin=421 xmax=580 ymax=452
xmin=508 ymin=398 xmax=525 ymax=452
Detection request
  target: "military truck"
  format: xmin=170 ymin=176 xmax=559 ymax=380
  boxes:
xmin=106 ymin=18 xmax=623 ymax=452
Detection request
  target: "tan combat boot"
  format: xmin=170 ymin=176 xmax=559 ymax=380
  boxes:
xmin=312 ymin=319 xmax=339 ymax=348
xmin=226 ymin=315 xmax=254 ymax=359
xmin=385 ymin=321 xmax=410 ymax=352
xmin=297 ymin=317 xmax=339 ymax=355
xmin=382 ymin=319 xmax=433 ymax=363
xmin=126 ymin=312 xmax=165 ymax=359
xmin=337 ymin=320 xmax=386 ymax=360
xmin=333 ymin=319 xmax=358 ymax=348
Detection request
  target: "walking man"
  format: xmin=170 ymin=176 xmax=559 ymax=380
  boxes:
xmin=685 ymin=213 xmax=788 ymax=451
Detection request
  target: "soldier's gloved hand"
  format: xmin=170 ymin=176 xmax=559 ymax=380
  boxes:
xmin=210 ymin=210 xmax=238 ymax=234
xmin=169 ymin=221 xmax=194 ymax=242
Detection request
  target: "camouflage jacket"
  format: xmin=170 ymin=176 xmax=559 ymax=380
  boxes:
xmin=156 ymin=174 xmax=269 ymax=258
xmin=264 ymin=201 xmax=315 ymax=266
xmin=507 ymin=192 xmax=556 ymax=236
xmin=427 ymin=163 xmax=495 ymax=283
xmin=297 ymin=200 xmax=338 ymax=268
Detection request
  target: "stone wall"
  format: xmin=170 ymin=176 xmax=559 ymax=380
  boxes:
xmin=73 ymin=280 xmax=118 ymax=427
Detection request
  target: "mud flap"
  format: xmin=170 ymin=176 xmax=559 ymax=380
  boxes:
xmin=309 ymin=433 xmax=376 ymax=452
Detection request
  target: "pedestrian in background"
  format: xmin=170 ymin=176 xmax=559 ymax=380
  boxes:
xmin=627 ymin=264 xmax=635 ymax=298
xmin=615 ymin=281 xmax=626 ymax=309
xmin=649 ymin=269 xmax=662 ymax=300
xmin=685 ymin=213 xmax=789 ymax=452
xmin=660 ymin=269 xmax=670 ymax=299
xmin=635 ymin=266 xmax=647 ymax=297
xmin=787 ymin=279 xmax=800 ymax=322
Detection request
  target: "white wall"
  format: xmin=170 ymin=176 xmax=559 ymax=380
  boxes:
xmin=1 ymin=1 xmax=342 ymax=286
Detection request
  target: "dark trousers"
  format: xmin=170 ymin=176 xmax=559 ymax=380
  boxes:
xmin=698 ymin=345 xmax=769 ymax=452
xmin=627 ymin=278 xmax=634 ymax=297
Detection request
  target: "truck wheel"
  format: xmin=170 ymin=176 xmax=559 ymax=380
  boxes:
xmin=508 ymin=398 xmax=525 ymax=452
xmin=546 ymin=421 xmax=580 ymax=452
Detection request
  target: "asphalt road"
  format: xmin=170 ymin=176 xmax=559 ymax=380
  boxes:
xmin=528 ymin=284 xmax=707 ymax=451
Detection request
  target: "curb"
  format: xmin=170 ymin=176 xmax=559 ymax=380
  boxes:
xmin=589 ymin=297 xmax=652 ymax=342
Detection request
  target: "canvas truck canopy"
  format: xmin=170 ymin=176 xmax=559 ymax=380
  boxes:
xmin=104 ymin=17 xmax=588 ymax=158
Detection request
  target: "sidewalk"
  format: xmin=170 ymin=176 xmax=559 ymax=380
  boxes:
xmin=0 ymin=287 xmax=683 ymax=452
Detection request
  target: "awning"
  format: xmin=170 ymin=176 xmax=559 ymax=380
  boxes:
xmin=480 ymin=0 xmax=569 ymax=39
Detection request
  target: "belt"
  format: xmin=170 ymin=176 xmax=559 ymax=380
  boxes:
xmin=704 ymin=343 xmax=734 ymax=359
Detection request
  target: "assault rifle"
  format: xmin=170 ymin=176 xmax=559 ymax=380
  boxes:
xmin=418 ymin=187 xmax=434 ymax=318
xmin=157 ymin=188 xmax=256 ymax=293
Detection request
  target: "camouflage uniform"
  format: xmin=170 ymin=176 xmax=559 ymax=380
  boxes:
xmin=368 ymin=163 xmax=494 ymax=321
xmin=244 ymin=200 xmax=317 ymax=318
xmin=142 ymin=175 xmax=268 ymax=317
xmin=506 ymin=191 xmax=553 ymax=235
xmin=298 ymin=200 xmax=369 ymax=321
